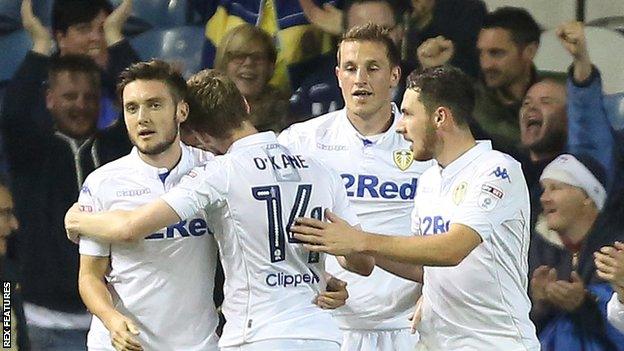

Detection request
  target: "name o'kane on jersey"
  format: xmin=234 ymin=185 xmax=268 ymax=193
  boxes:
xmin=161 ymin=132 xmax=356 ymax=348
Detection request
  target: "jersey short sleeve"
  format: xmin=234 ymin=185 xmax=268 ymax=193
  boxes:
xmin=78 ymin=179 xmax=111 ymax=257
xmin=450 ymin=159 xmax=522 ymax=242
xmin=160 ymin=159 xmax=228 ymax=220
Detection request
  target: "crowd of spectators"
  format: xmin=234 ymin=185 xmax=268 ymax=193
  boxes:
xmin=0 ymin=0 xmax=623 ymax=349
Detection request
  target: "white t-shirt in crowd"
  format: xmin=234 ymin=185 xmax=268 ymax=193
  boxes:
xmin=608 ymin=292 xmax=624 ymax=332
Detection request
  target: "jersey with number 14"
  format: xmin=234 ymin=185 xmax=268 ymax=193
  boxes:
xmin=161 ymin=132 xmax=359 ymax=348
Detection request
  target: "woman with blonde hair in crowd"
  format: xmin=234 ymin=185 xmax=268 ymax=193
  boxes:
xmin=214 ymin=24 xmax=291 ymax=133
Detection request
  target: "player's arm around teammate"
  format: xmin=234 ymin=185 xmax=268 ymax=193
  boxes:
xmin=66 ymin=192 xmax=373 ymax=277
xmin=292 ymin=208 xmax=481 ymax=267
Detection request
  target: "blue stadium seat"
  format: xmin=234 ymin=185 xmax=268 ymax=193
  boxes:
xmin=0 ymin=1 xmax=21 ymax=33
xmin=0 ymin=0 xmax=52 ymax=34
xmin=130 ymin=26 xmax=204 ymax=78
xmin=110 ymin=0 xmax=188 ymax=36
xmin=604 ymin=93 xmax=624 ymax=132
xmin=0 ymin=30 xmax=32 ymax=83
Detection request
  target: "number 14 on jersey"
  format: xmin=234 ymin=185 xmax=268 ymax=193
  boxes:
xmin=252 ymin=184 xmax=321 ymax=263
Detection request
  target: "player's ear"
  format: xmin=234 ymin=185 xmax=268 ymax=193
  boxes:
xmin=434 ymin=107 xmax=445 ymax=127
xmin=176 ymin=100 xmax=189 ymax=123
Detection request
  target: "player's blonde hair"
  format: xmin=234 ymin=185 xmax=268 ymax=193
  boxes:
xmin=184 ymin=69 xmax=248 ymax=139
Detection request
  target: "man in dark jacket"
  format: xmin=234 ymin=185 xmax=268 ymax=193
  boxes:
xmin=0 ymin=1 xmax=135 ymax=348
xmin=1 ymin=53 xmax=130 ymax=350
xmin=0 ymin=177 xmax=29 ymax=350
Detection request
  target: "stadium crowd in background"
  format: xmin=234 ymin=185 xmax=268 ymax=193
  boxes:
xmin=0 ymin=0 xmax=623 ymax=349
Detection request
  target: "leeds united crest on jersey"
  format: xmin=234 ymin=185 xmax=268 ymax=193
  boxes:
xmin=393 ymin=149 xmax=414 ymax=171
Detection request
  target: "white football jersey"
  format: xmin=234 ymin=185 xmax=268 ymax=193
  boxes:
xmin=279 ymin=105 xmax=434 ymax=330
xmin=161 ymin=132 xmax=358 ymax=348
xmin=608 ymin=293 xmax=624 ymax=333
xmin=78 ymin=144 xmax=219 ymax=351
xmin=412 ymin=141 xmax=539 ymax=350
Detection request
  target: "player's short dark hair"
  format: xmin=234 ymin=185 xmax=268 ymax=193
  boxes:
xmin=184 ymin=69 xmax=248 ymax=139
xmin=342 ymin=0 xmax=407 ymax=32
xmin=48 ymin=54 xmax=101 ymax=89
xmin=406 ymin=65 xmax=475 ymax=127
xmin=338 ymin=23 xmax=401 ymax=68
xmin=52 ymin=0 xmax=113 ymax=34
xmin=482 ymin=7 xmax=541 ymax=46
xmin=116 ymin=60 xmax=187 ymax=105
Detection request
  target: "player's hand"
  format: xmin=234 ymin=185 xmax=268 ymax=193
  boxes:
xmin=315 ymin=275 xmax=348 ymax=309
xmin=104 ymin=0 xmax=132 ymax=46
xmin=530 ymin=265 xmax=557 ymax=303
xmin=546 ymin=271 xmax=587 ymax=312
xmin=298 ymin=0 xmax=343 ymax=35
xmin=595 ymin=242 xmax=624 ymax=285
xmin=104 ymin=312 xmax=143 ymax=351
xmin=408 ymin=295 xmax=424 ymax=334
xmin=21 ymin=0 xmax=52 ymax=55
xmin=417 ymin=36 xmax=454 ymax=69
xmin=292 ymin=209 xmax=364 ymax=256
xmin=64 ymin=203 xmax=83 ymax=244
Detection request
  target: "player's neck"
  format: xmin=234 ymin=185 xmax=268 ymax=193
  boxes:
xmin=436 ymin=130 xmax=476 ymax=168
xmin=219 ymin=120 xmax=259 ymax=153
xmin=346 ymin=104 xmax=393 ymax=136
xmin=139 ymin=140 xmax=182 ymax=170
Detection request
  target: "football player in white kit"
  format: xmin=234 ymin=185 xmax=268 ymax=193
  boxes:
xmin=279 ymin=23 xmax=433 ymax=351
xmin=66 ymin=69 xmax=374 ymax=351
xmin=76 ymin=60 xmax=220 ymax=351
xmin=292 ymin=66 xmax=540 ymax=350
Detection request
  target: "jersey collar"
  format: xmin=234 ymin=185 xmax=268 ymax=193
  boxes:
xmin=227 ymin=131 xmax=278 ymax=153
xmin=129 ymin=142 xmax=190 ymax=181
xmin=439 ymin=140 xmax=492 ymax=180
xmin=338 ymin=103 xmax=401 ymax=146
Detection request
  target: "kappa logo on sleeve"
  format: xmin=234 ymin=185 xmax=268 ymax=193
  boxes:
xmin=478 ymin=183 xmax=504 ymax=211
xmin=79 ymin=205 xmax=93 ymax=213
xmin=489 ymin=166 xmax=510 ymax=182
xmin=80 ymin=185 xmax=91 ymax=195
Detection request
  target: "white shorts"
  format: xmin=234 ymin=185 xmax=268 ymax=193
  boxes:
xmin=340 ymin=329 xmax=419 ymax=351
xmin=220 ymin=339 xmax=340 ymax=351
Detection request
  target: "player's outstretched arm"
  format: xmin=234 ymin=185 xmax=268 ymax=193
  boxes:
xmin=374 ymin=256 xmax=423 ymax=283
xmin=65 ymin=200 xmax=182 ymax=243
xmin=79 ymin=255 xmax=143 ymax=351
xmin=293 ymin=212 xmax=481 ymax=266
xmin=337 ymin=252 xmax=374 ymax=276
xmin=299 ymin=210 xmax=374 ymax=276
